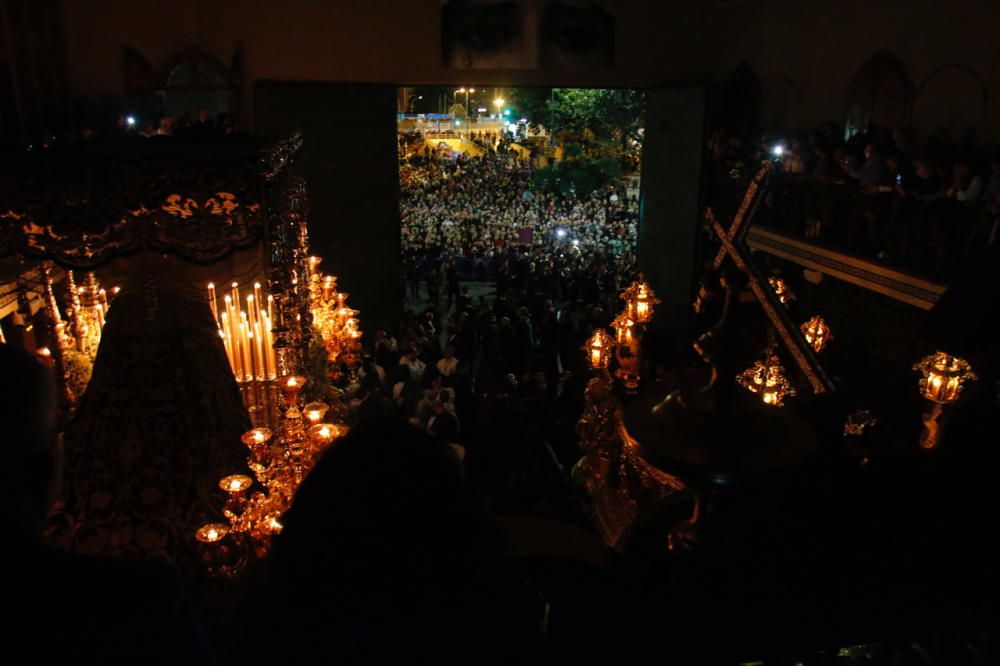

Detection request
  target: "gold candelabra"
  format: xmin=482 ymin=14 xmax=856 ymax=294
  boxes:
xmin=307 ymin=256 xmax=363 ymax=376
xmin=197 ymin=374 xmax=349 ymax=575
xmin=30 ymin=264 xmax=119 ymax=406
xmin=200 ymin=251 xmax=362 ymax=573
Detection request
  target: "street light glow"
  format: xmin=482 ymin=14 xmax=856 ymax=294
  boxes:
xmin=493 ymin=98 xmax=505 ymax=107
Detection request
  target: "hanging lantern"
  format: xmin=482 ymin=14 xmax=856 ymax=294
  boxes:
xmin=768 ymin=276 xmax=795 ymax=305
xmin=800 ymin=315 xmax=832 ymax=353
xmin=913 ymin=352 xmax=977 ymax=404
xmin=611 ymin=313 xmax=636 ymax=347
xmin=736 ymin=353 xmax=796 ymax=406
xmin=621 ymin=277 xmax=660 ymax=324
xmin=582 ymin=328 xmax=614 ymax=370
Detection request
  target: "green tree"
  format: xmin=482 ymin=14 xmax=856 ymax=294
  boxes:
xmin=550 ymin=88 xmax=645 ymax=152
xmin=509 ymin=88 xmax=645 ymax=156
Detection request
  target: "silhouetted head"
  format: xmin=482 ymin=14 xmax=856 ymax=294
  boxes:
xmin=272 ymin=417 xmax=491 ymax=592
xmin=1 ymin=345 xmax=60 ymax=542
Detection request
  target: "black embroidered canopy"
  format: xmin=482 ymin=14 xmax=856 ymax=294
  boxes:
xmin=0 ymin=136 xmax=298 ymax=269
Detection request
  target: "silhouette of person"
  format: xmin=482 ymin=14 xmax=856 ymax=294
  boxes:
xmin=3 ymin=343 xmax=215 ymax=664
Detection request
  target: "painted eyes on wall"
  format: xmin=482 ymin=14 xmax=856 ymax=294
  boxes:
xmin=543 ymin=3 xmax=613 ymax=54
xmin=450 ymin=2 xmax=522 ymax=54
xmin=442 ymin=0 xmax=615 ymax=69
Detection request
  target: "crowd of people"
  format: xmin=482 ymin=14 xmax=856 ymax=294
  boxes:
xmin=386 ymin=138 xmax=642 ymax=479
xmin=707 ymin=123 xmax=1000 ymax=280
xmin=399 ymin=141 xmax=639 ymax=281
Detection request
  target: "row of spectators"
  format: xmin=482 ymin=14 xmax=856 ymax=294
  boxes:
xmin=707 ymin=123 xmax=1000 ymax=280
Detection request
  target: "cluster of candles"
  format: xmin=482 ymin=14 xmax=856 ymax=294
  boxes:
xmin=196 ymin=374 xmax=349 ymax=575
xmin=32 ymin=267 xmax=120 ymax=401
xmin=208 ymin=281 xmax=278 ymax=382
xmin=583 ymin=278 xmax=659 ymax=394
xmin=62 ymin=271 xmax=120 ymax=359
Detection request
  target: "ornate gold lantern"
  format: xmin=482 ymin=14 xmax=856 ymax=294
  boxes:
xmin=583 ymin=328 xmax=614 ymax=370
xmin=611 ymin=313 xmax=636 ymax=347
xmin=913 ymin=351 xmax=977 ymax=404
xmin=621 ymin=277 xmax=660 ymax=324
xmin=736 ymin=353 xmax=796 ymax=406
xmin=800 ymin=315 xmax=832 ymax=353
xmin=768 ymin=276 xmax=795 ymax=305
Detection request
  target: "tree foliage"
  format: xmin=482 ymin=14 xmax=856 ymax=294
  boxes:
xmin=531 ymin=155 xmax=621 ymax=199
xmin=508 ymin=88 xmax=645 ymax=152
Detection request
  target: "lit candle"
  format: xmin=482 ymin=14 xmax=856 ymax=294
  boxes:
xmin=219 ymin=474 xmax=253 ymax=494
xmin=303 ymin=401 xmax=329 ymax=424
xmin=196 ymin=523 xmax=229 ymax=543
xmin=241 ymin=427 xmax=272 ymax=448
xmin=208 ymin=283 xmax=219 ymax=321
xmin=220 ymin=311 xmax=236 ymax=374
xmin=262 ymin=313 xmax=276 ymax=379
xmin=246 ymin=294 xmax=257 ymax=331
xmin=309 ymin=422 xmax=347 ymax=446
xmin=240 ymin=313 xmax=253 ymax=382
xmin=253 ymin=321 xmax=266 ymax=380
xmin=253 ymin=282 xmax=264 ymax=312
xmin=36 ymin=347 xmax=53 ymax=367
xmin=280 ymin=375 xmax=306 ymax=405
xmin=195 ymin=522 xmax=233 ymax=574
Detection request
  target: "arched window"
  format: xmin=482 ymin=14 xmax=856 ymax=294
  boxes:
xmin=156 ymin=48 xmax=238 ymax=125
xmin=844 ymin=51 xmax=913 ymax=138
xmin=913 ymin=64 xmax=989 ymax=144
